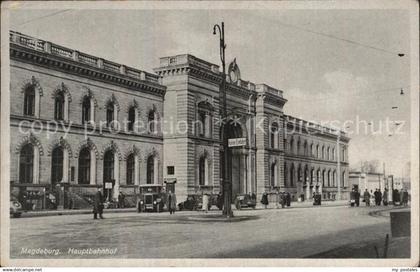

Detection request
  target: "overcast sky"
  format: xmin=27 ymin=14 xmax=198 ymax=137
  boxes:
xmin=9 ymin=7 xmax=412 ymax=176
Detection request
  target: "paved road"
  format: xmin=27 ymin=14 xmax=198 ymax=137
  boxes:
xmin=10 ymin=205 xmax=399 ymax=258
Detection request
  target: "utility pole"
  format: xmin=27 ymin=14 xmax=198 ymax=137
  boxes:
xmin=213 ymin=22 xmax=233 ymax=217
xmin=336 ymin=131 xmax=341 ymax=201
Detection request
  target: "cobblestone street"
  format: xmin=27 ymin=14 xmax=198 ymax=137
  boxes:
xmin=10 ymin=205 xmax=408 ymax=258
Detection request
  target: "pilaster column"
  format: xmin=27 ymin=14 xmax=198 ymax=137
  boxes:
xmin=64 ymin=95 xmax=69 ymax=122
xmin=35 ymin=92 xmax=41 ymax=118
xmin=306 ymin=182 xmax=310 ymax=201
xmin=113 ymin=153 xmax=120 ymax=199
xmin=33 ymin=146 xmax=40 ymax=184
xmin=153 ymin=157 xmax=159 ymax=184
xmin=204 ymin=158 xmax=209 ymax=185
xmin=63 ymin=148 xmax=69 ymax=183
xmin=134 ymin=155 xmax=139 ymax=185
xmin=90 ymin=149 xmax=96 ymax=185
xmin=90 ymin=99 xmax=95 ymax=124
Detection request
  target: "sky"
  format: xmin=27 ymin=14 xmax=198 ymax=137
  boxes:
xmin=8 ymin=7 xmax=412 ymax=177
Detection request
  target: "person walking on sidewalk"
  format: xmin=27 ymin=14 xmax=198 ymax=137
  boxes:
xmin=202 ymin=193 xmax=209 ymax=213
xmin=363 ymin=189 xmax=370 ymax=207
xmin=261 ymin=192 xmax=269 ymax=209
xmin=93 ymin=188 xmax=104 ymax=220
xmin=167 ymin=190 xmax=177 ymax=214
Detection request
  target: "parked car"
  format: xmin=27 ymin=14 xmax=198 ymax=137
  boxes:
xmin=178 ymin=194 xmax=221 ymax=211
xmin=137 ymin=184 xmax=166 ymax=212
xmin=10 ymin=197 xmax=23 ymax=218
xmin=234 ymin=193 xmax=256 ymax=210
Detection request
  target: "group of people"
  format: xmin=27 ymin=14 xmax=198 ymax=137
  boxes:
xmin=260 ymin=191 xmax=291 ymax=209
xmin=361 ymin=188 xmax=409 ymax=207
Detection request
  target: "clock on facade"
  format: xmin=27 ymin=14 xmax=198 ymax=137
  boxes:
xmin=228 ymin=58 xmax=241 ymax=84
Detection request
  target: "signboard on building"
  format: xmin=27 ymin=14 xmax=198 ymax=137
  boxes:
xmin=228 ymin=138 xmax=246 ymax=147
xmin=104 ymin=182 xmax=113 ymax=189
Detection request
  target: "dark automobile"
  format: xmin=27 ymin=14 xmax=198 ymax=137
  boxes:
xmin=313 ymin=193 xmax=322 ymax=205
xmin=178 ymin=194 xmax=221 ymax=211
xmin=234 ymin=193 xmax=256 ymax=210
xmin=137 ymin=184 xmax=166 ymax=212
xmin=10 ymin=197 xmax=23 ymax=218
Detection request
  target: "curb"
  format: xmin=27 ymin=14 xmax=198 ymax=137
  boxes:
xmin=18 ymin=208 xmax=137 ymax=218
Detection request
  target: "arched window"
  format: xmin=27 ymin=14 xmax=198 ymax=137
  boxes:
xmin=284 ymin=163 xmax=287 ymax=186
xmin=199 ymin=157 xmax=206 ymax=186
xmin=51 ymin=146 xmax=63 ymax=185
xmin=270 ymin=123 xmax=279 ymax=149
xmin=316 ymin=145 xmax=319 ymax=158
xmin=317 ymin=169 xmax=321 ymax=185
xmin=147 ymin=155 xmax=154 ymax=184
xmin=297 ymin=140 xmax=301 ymax=155
xmin=342 ymin=171 xmax=345 ymax=187
xmin=126 ymin=154 xmax=135 ymax=185
xmin=332 ymin=148 xmax=335 ymax=160
xmin=103 ymin=150 xmax=114 ymax=182
xmin=327 ymin=170 xmax=331 ymax=187
xmin=78 ymin=147 xmax=90 ymax=184
xmin=198 ymin=112 xmax=206 ymax=137
xmin=148 ymin=110 xmax=156 ymax=134
xmin=327 ymin=147 xmax=330 ymax=160
xmin=19 ymin=144 xmax=34 ymax=183
xmin=270 ymin=162 xmax=276 ymax=188
xmin=310 ymin=143 xmax=313 ymax=156
xmin=197 ymin=101 xmax=213 ymax=138
xmin=290 ymin=139 xmax=294 ymax=154
xmin=106 ymin=102 xmax=114 ymax=127
xmin=333 ymin=170 xmax=336 ymax=187
xmin=23 ymin=86 xmax=36 ymax=116
xmin=297 ymin=166 xmax=302 ymax=183
xmin=342 ymin=147 xmax=346 ymax=162
xmin=54 ymin=92 xmax=65 ymax=121
xmin=311 ymin=169 xmax=315 ymax=184
xmin=82 ymin=96 xmax=91 ymax=124
xmin=321 ymin=146 xmax=325 ymax=159
xmin=322 ymin=170 xmax=326 ymax=187
xmin=290 ymin=165 xmax=295 ymax=187
xmin=128 ymin=107 xmax=136 ymax=132
xmin=303 ymin=141 xmax=308 ymax=156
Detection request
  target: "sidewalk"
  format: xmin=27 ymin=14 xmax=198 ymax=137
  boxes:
xmin=17 ymin=199 xmax=349 ymax=218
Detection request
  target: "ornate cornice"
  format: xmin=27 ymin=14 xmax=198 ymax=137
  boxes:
xmin=10 ymin=35 xmax=166 ymax=98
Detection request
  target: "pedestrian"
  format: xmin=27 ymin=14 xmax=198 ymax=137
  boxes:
xmin=202 ymin=193 xmax=209 ymax=213
xmin=400 ymin=189 xmax=405 ymax=206
xmin=286 ymin=192 xmax=291 ymax=207
xmin=261 ymin=191 xmax=269 ymax=209
xmin=167 ymin=190 xmax=177 ymax=214
xmin=355 ymin=190 xmax=360 ymax=207
xmin=402 ymin=189 xmax=409 ymax=206
xmin=378 ymin=189 xmax=382 ymax=206
xmin=118 ymin=192 xmax=125 ymax=208
xmin=275 ymin=190 xmax=280 ymax=209
xmin=363 ymin=189 xmax=370 ymax=206
xmin=279 ymin=192 xmax=286 ymax=208
xmin=217 ymin=192 xmax=223 ymax=210
xmin=93 ymin=188 xmax=104 ymax=219
xmin=383 ymin=188 xmax=388 ymax=206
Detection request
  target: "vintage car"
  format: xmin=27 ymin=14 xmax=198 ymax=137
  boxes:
xmin=137 ymin=184 xmax=166 ymax=212
xmin=10 ymin=197 xmax=23 ymax=218
xmin=234 ymin=193 xmax=256 ymax=210
xmin=178 ymin=194 xmax=222 ymax=211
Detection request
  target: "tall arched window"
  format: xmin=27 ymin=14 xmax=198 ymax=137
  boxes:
xmin=311 ymin=169 xmax=315 ymax=184
xmin=199 ymin=157 xmax=206 ymax=186
xmin=23 ymin=86 xmax=36 ymax=116
xmin=327 ymin=147 xmax=330 ymax=160
xmin=198 ymin=112 xmax=206 ymax=137
xmin=148 ymin=110 xmax=156 ymax=134
xmin=270 ymin=122 xmax=279 ymax=149
xmin=317 ymin=169 xmax=321 ymax=186
xmin=310 ymin=143 xmax=313 ymax=156
xmin=322 ymin=170 xmax=326 ymax=187
xmin=297 ymin=140 xmax=301 ymax=155
xmin=316 ymin=145 xmax=319 ymax=158
xmin=284 ymin=163 xmax=287 ymax=186
xmin=342 ymin=171 xmax=345 ymax=187
xmin=290 ymin=139 xmax=294 ymax=154
xmin=78 ymin=147 xmax=90 ymax=184
xmin=19 ymin=144 xmax=34 ymax=183
xmin=106 ymin=102 xmax=114 ymax=127
xmin=332 ymin=148 xmax=335 ymax=160
xmin=303 ymin=141 xmax=308 ymax=156
xmin=321 ymin=146 xmax=325 ymax=159
xmin=333 ymin=170 xmax=336 ymax=187
xmin=297 ymin=166 xmax=302 ymax=183
xmin=290 ymin=164 xmax=294 ymax=187
xmin=304 ymin=166 xmax=308 ymax=183
xmin=103 ymin=150 xmax=115 ymax=182
xmin=126 ymin=154 xmax=135 ymax=185
xmin=270 ymin=162 xmax=276 ymax=188
xmin=82 ymin=96 xmax=91 ymax=124
xmin=54 ymin=92 xmax=65 ymax=121
xmin=147 ymin=155 xmax=154 ymax=184
xmin=51 ymin=146 xmax=64 ymax=185
xmin=327 ymin=170 xmax=331 ymax=187
xmin=128 ymin=107 xmax=136 ymax=132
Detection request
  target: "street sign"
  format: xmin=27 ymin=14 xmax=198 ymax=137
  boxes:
xmin=104 ymin=182 xmax=113 ymax=189
xmin=228 ymin=137 xmax=246 ymax=147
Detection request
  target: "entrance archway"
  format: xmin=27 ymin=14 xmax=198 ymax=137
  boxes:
xmin=221 ymin=120 xmax=248 ymax=199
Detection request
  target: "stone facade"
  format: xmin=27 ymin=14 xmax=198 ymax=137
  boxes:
xmin=9 ymin=31 xmax=350 ymax=210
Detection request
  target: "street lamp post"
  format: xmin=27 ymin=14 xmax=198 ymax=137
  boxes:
xmin=213 ymin=22 xmax=233 ymax=217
